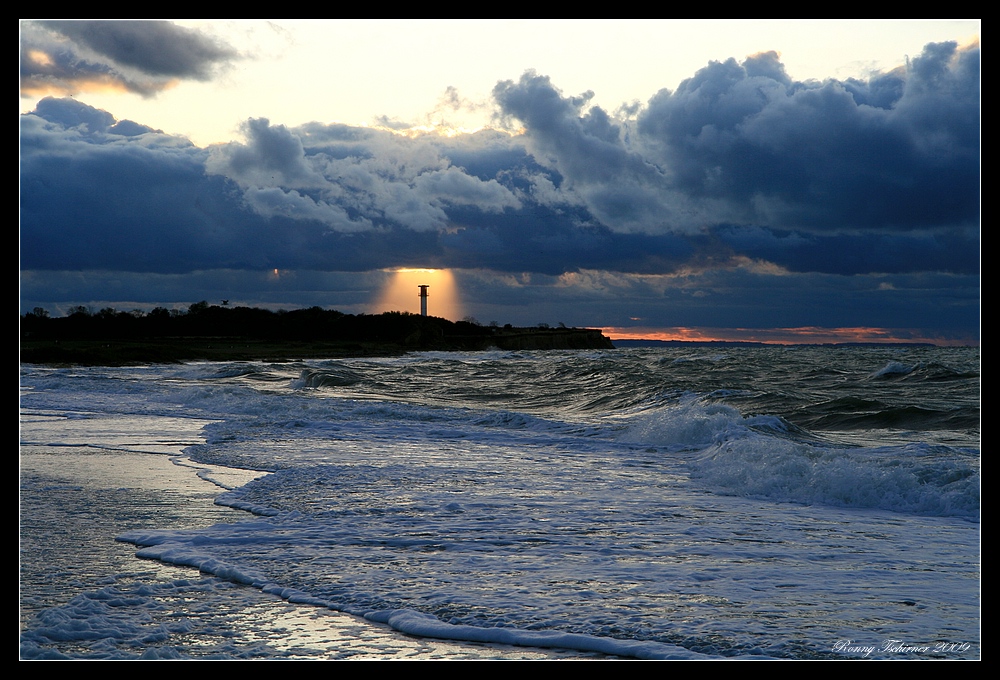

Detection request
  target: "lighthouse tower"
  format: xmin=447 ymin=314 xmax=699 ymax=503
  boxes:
xmin=418 ymin=285 xmax=429 ymax=317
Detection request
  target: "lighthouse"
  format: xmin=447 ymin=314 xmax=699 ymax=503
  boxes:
xmin=418 ymin=284 xmax=429 ymax=317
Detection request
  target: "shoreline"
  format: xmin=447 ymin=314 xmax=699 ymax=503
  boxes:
xmin=19 ymin=413 xmax=603 ymax=659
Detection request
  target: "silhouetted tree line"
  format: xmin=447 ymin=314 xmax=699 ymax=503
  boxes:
xmin=21 ymin=302 xmax=505 ymax=348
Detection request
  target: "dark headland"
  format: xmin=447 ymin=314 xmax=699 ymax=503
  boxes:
xmin=20 ymin=304 xmax=614 ymax=366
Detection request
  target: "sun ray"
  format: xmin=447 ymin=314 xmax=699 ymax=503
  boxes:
xmin=372 ymin=268 xmax=463 ymax=320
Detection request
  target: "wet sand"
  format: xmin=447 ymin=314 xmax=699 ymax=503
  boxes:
xmin=19 ymin=416 xmax=601 ymax=660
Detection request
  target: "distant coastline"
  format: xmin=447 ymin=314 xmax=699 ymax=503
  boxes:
xmin=21 ymin=304 xmax=958 ymax=367
xmin=20 ymin=304 xmax=613 ymax=366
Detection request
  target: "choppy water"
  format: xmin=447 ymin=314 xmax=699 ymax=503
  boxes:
xmin=20 ymin=346 xmax=980 ymax=659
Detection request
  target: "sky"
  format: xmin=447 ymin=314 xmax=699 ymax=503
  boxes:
xmin=19 ymin=19 xmax=980 ymax=344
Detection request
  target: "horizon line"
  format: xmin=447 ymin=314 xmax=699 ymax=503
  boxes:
xmin=599 ymin=326 xmax=979 ymax=347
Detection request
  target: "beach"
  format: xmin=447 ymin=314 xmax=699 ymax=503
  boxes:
xmin=19 ymin=410 xmax=607 ymax=659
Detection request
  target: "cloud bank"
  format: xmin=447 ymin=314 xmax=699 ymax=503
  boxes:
xmin=19 ymin=35 xmax=980 ymax=340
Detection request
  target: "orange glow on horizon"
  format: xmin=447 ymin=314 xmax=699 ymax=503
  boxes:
xmin=21 ymin=75 xmax=134 ymax=99
xmin=21 ymin=74 xmax=179 ymax=99
xmin=600 ymin=326 xmax=975 ymax=346
xmin=372 ymin=268 xmax=463 ymax=320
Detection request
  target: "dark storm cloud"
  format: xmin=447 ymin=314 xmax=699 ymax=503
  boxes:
xmin=40 ymin=20 xmax=236 ymax=78
xmin=489 ymin=42 xmax=978 ymax=240
xmin=634 ymin=43 xmax=979 ymax=231
xmin=493 ymin=71 xmax=678 ymax=232
xmin=21 ymin=20 xmax=238 ymax=98
xmin=218 ymin=118 xmax=319 ymax=184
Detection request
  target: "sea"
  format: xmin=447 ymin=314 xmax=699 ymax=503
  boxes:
xmin=19 ymin=345 xmax=980 ymax=660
